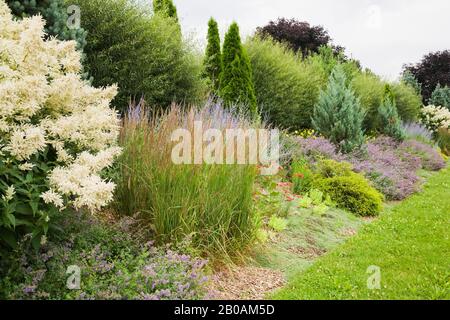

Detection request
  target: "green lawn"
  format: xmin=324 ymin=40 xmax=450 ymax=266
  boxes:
xmin=272 ymin=167 xmax=450 ymax=300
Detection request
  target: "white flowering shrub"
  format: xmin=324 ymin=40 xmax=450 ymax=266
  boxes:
xmin=420 ymin=105 xmax=450 ymax=135
xmin=0 ymin=1 xmax=121 ymax=249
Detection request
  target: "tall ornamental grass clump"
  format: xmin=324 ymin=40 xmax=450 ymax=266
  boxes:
xmin=0 ymin=2 xmax=121 ymax=251
xmin=114 ymin=102 xmax=260 ymax=260
xmin=71 ymin=0 xmax=206 ymax=112
xmin=437 ymin=128 xmax=450 ymax=156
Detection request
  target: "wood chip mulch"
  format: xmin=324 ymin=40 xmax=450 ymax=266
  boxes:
xmin=207 ymin=266 xmax=286 ymax=300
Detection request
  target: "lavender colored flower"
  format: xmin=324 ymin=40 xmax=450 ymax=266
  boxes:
xmin=23 ymin=285 xmax=36 ymax=295
xmin=296 ymin=137 xmax=345 ymax=162
xmin=297 ymin=135 xmax=445 ymax=200
xmin=399 ymin=140 xmax=446 ymax=171
xmin=403 ymin=122 xmax=434 ymax=142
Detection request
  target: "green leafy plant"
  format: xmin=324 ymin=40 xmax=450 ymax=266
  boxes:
xmin=0 ymin=4 xmax=120 ymax=252
xmin=0 ymin=212 xmax=209 ymax=300
xmin=313 ymin=160 xmax=383 ymax=217
xmin=309 ymin=189 xmax=324 ymax=205
xmin=71 ymin=0 xmax=205 ymax=112
xmin=352 ymin=73 xmax=421 ymax=132
xmin=312 ymin=203 xmax=329 ymax=215
xmin=312 ymin=65 xmax=366 ymax=153
xmin=153 ymin=0 xmax=179 ymax=20
xmin=291 ymin=158 xmax=314 ymax=194
xmin=298 ymin=196 xmax=313 ymax=209
xmin=351 ymin=71 xmax=386 ymax=132
xmin=256 ymin=229 xmax=269 ymax=243
xmin=391 ymin=82 xmax=422 ymax=123
xmin=220 ymin=22 xmax=257 ymax=115
xmin=317 ymin=159 xmax=353 ymax=177
xmin=268 ymin=216 xmax=288 ymax=232
xmin=245 ymin=36 xmax=327 ymax=130
xmin=314 ymin=174 xmax=383 ymax=217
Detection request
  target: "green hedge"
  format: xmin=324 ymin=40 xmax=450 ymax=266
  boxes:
xmin=71 ymin=0 xmax=206 ymax=111
xmin=391 ymin=82 xmax=422 ymax=123
xmin=352 ymin=72 xmax=421 ymax=132
xmin=245 ymin=36 xmax=327 ymax=130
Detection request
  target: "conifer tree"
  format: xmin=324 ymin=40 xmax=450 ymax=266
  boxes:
xmin=153 ymin=0 xmax=165 ymax=13
xmin=402 ymin=70 xmax=422 ymax=96
xmin=165 ymin=0 xmax=178 ymax=21
xmin=378 ymin=85 xmax=406 ymax=141
xmin=220 ymin=22 xmax=257 ymax=115
xmin=6 ymin=0 xmax=87 ymax=51
xmin=430 ymin=84 xmax=450 ymax=110
xmin=153 ymin=0 xmax=178 ymax=21
xmin=312 ymin=65 xmax=366 ymax=153
xmin=203 ymin=17 xmax=222 ymax=94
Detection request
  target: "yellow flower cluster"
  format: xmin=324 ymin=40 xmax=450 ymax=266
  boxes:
xmin=286 ymin=129 xmax=316 ymax=139
xmin=0 ymin=1 xmax=121 ymax=212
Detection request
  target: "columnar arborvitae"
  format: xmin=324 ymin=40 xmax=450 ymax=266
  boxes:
xmin=153 ymin=0 xmax=178 ymax=21
xmin=203 ymin=18 xmax=222 ymax=94
xmin=153 ymin=0 xmax=165 ymax=12
xmin=378 ymin=85 xmax=406 ymax=141
xmin=220 ymin=22 xmax=257 ymax=115
xmin=312 ymin=65 xmax=366 ymax=153
xmin=6 ymin=0 xmax=87 ymax=51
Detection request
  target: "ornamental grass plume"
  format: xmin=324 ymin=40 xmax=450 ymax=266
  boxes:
xmin=115 ymin=100 xmax=261 ymax=261
xmin=0 ymin=1 xmax=121 ymax=248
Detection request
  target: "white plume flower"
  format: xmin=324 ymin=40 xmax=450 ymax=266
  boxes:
xmin=0 ymin=1 xmax=121 ymax=213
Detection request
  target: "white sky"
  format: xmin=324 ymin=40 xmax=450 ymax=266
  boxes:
xmin=174 ymin=0 xmax=450 ymax=81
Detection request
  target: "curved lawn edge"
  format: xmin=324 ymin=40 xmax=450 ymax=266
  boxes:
xmin=271 ymin=167 xmax=450 ymax=300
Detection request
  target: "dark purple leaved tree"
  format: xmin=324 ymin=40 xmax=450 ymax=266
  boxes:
xmin=256 ymin=18 xmax=344 ymax=58
xmin=403 ymin=50 xmax=450 ymax=103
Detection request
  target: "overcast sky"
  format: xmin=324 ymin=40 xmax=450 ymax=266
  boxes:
xmin=173 ymin=0 xmax=450 ymax=81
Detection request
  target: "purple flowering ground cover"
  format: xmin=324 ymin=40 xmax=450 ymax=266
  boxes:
xmin=0 ymin=212 xmax=210 ymax=300
xmin=297 ymin=136 xmax=446 ymax=200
